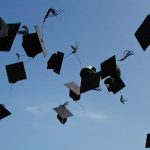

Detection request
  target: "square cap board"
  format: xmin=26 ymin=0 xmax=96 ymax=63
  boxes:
xmin=6 ymin=61 xmax=27 ymax=83
xmin=47 ymin=51 xmax=64 ymax=74
xmin=22 ymin=25 xmax=47 ymax=58
xmin=53 ymin=105 xmax=73 ymax=119
xmin=0 ymin=104 xmax=11 ymax=120
xmin=101 ymin=55 xmax=117 ymax=79
xmin=64 ymin=81 xmax=80 ymax=95
xmin=80 ymin=71 xmax=101 ymax=93
xmin=135 ymin=14 xmax=150 ymax=51
xmin=104 ymin=76 xmax=125 ymax=94
xmin=0 ymin=19 xmax=20 ymax=51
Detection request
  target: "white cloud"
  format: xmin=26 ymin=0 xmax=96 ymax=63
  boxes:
xmin=26 ymin=103 xmax=52 ymax=116
xmin=75 ymin=110 xmax=107 ymax=121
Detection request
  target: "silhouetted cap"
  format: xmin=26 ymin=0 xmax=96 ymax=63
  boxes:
xmin=0 ymin=17 xmax=20 ymax=51
xmin=53 ymin=104 xmax=73 ymax=124
xmin=22 ymin=25 xmax=47 ymax=58
xmin=145 ymin=133 xmax=150 ymax=148
xmin=69 ymin=90 xmax=80 ymax=101
xmin=65 ymin=82 xmax=80 ymax=101
xmin=135 ymin=14 xmax=150 ymax=51
xmin=104 ymin=76 xmax=125 ymax=94
xmin=47 ymin=51 xmax=64 ymax=74
xmin=80 ymin=66 xmax=101 ymax=93
xmin=101 ymin=55 xmax=118 ymax=79
xmin=0 ymin=104 xmax=11 ymax=120
xmin=6 ymin=61 xmax=27 ymax=84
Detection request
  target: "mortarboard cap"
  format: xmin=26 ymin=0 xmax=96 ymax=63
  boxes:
xmin=101 ymin=55 xmax=118 ymax=79
xmin=64 ymin=82 xmax=80 ymax=101
xmin=80 ymin=67 xmax=101 ymax=93
xmin=0 ymin=17 xmax=20 ymax=51
xmin=104 ymin=76 xmax=125 ymax=94
xmin=69 ymin=90 xmax=80 ymax=101
xmin=145 ymin=133 xmax=150 ymax=148
xmin=6 ymin=61 xmax=27 ymax=84
xmin=47 ymin=51 xmax=64 ymax=74
xmin=135 ymin=14 xmax=150 ymax=51
xmin=22 ymin=25 xmax=47 ymax=58
xmin=53 ymin=104 xmax=73 ymax=124
xmin=0 ymin=104 xmax=11 ymax=120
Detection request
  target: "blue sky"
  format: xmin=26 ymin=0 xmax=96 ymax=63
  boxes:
xmin=1 ymin=0 xmax=150 ymax=150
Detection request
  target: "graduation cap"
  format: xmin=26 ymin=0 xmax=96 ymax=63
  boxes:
xmin=53 ymin=103 xmax=73 ymax=124
xmin=80 ymin=66 xmax=101 ymax=93
xmin=0 ymin=17 xmax=20 ymax=51
xmin=22 ymin=25 xmax=47 ymax=58
xmin=0 ymin=104 xmax=11 ymax=120
xmin=135 ymin=14 xmax=150 ymax=51
xmin=145 ymin=133 xmax=150 ymax=148
xmin=65 ymin=82 xmax=81 ymax=101
xmin=69 ymin=90 xmax=81 ymax=101
xmin=101 ymin=55 xmax=120 ymax=79
xmin=104 ymin=76 xmax=125 ymax=94
xmin=47 ymin=51 xmax=64 ymax=74
xmin=5 ymin=61 xmax=27 ymax=84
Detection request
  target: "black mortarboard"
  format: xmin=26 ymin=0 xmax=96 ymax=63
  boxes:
xmin=22 ymin=25 xmax=47 ymax=58
xmin=104 ymin=76 xmax=125 ymax=94
xmin=135 ymin=14 xmax=150 ymax=51
xmin=0 ymin=17 xmax=20 ymax=51
xmin=0 ymin=104 xmax=11 ymax=120
xmin=6 ymin=61 xmax=27 ymax=84
xmin=146 ymin=133 xmax=150 ymax=148
xmin=101 ymin=55 xmax=118 ymax=79
xmin=47 ymin=51 xmax=64 ymax=74
xmin=65 ymin=82 xmax=81 ymax=101
xmin=69 ymin=90 xmax=80 ymax=101
xmin=80 ymin=66 xmax=101 ymax=93
xmin=53 ymin=104 xmax=73 ymax=124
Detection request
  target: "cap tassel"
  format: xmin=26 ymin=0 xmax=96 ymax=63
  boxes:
xmin=120 ymin=94 xmax=128 ymax=104
xmin=64 ymin=42 xmax=82 ymax=68
xmin=43 ymin=8 xmax=63 ymax=23
xmin=118 ymin=50 xmax=134 ymax=61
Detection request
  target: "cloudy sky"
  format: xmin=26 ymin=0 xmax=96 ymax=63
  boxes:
xmin=1 ymin=0 xmax=150 ymax=150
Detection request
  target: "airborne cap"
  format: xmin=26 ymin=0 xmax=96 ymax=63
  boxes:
xmin=0 ymin=17 xmax=20 ymax=51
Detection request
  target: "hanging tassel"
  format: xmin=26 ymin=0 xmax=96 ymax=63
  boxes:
xmin=64 ymin=41 xmax=82 ymax=68
xmin=120 ymin=94 xmax=128 ymax=104
xmin=70 ymin=41 xmax=78 ymax=54
xmin=42 ymin=8 xmax=63 ymax=43
xmin=43 ymin=8 xmax=63 ymax=23
xmin=16 ymin=53 xmax=32 ymax=64
xmin=16 ymin=53 xmax=20 ymax=62
xmin=118 ymin=50 xmax=134 ymax=61
xmin=71 ymin=41 xmax=82 ymax=68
